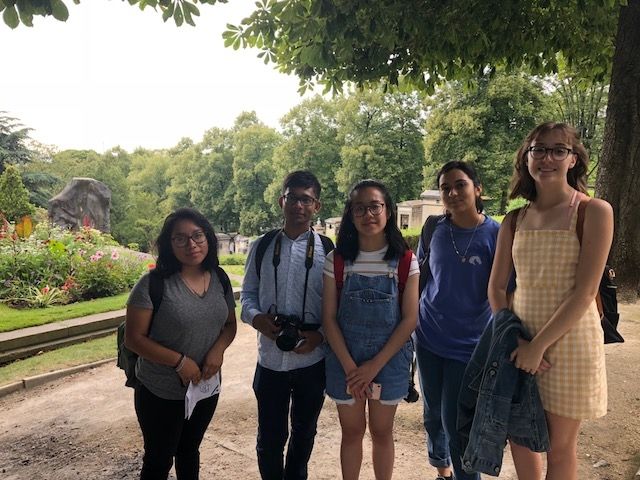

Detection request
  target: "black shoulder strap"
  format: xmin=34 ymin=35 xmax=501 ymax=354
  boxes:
xmin=418 ymin=215 xmax=444 ymax=294
xmin=214 ymin=265 xmax=232 ymax=296
xmin=148 ymin=270 xmax=164 ymax=318
xmin=319 ymin=234 xmax=335 ymax=255
xmin=255 ymin=229 xmax=281 ymax=279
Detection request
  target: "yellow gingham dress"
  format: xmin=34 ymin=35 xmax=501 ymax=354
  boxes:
xmin=512 ymin=204 xmax=607 ymax=420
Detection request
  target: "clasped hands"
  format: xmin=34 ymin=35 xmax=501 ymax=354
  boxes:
xmin=510 ymin=337 xmax=551 ymax=375
xmin=177 ymin=347 xmax=224 ymax=386
xmin=345 ymin=360 xmax=381 ymax=401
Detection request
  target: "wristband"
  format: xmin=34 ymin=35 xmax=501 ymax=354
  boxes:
xmin=174 ymin=353 xmax=186 ymax=372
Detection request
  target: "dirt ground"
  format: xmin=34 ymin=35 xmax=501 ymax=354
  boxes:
xmin=0 ymin=303 xmax=638 ymax=480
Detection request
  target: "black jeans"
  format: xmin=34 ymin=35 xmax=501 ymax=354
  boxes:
xmin=253 ymin=360 xmax=326 ymax=480
xmin=134 ymin=383 xmax=218 ymax=480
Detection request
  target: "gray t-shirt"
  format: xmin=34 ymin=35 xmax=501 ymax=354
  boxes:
xmin=127 ymin=270 xmax=235 ymax=400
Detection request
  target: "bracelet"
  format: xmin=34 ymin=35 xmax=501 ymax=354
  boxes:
xmin=174 ymin=353 xmax=186 ymax=372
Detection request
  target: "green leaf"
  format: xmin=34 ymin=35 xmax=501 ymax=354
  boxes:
xmin=50 ymin=0 xmax=69 ymax=21
xmin=183 ymin=5 xmax=194 ymax=25
xmin=3 ymin=5 xmax=19 ymax=28
xmin=161 ymin=1 xmax=174 ymax=22
xmin=173 ymin=4 xmax=184 ymax=26
xmin=183 ymin=1 xmax=200 ymax=16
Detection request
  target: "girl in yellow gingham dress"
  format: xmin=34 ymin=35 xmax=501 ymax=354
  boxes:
xmin=489 ymin=122 xmax=613 ymax=480
xmin=512 ymin=202 xmax=607 ymax=419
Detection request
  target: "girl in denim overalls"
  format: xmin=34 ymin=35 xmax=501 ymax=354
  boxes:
xmin=322 ymin=179 xmax=419 ymax=480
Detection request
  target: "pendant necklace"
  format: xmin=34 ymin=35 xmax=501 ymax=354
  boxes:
xmin=449 ymin=215 xmax=483 ymax=263
xmin=182 ymin=271 xmax=207 ymax=298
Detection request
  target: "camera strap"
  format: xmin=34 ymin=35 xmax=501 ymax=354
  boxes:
xmin=272 ymin=228 xmax=315 ymax=322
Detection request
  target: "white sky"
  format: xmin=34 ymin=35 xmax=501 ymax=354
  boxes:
xmin=0 ymin=0 xmax=312 ymax=152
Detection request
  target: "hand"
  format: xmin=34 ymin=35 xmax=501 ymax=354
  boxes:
xmin=202 ymin=347 xmax=224 ymax=380
xmin=510 ymin=338 xmax=551 ymax=375
xmin=293 ymin=331 xmax=323 ymax=355
xmin=177 ymin=356 xmax=201 ymax=386
xmin=252 ymin=313 xmax=280 ymax=341
xmin=345 ymin=360 xmax=381 ymax=398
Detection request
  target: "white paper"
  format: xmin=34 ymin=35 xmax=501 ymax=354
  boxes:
xmin=184 ymin=372 xmax=221 ymax=419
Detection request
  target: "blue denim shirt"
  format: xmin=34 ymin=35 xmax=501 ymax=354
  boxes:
xmin=457 ymin=308 xmax=550 ymax=476
xmin=240 ymin=230 xmax=326 ymax=372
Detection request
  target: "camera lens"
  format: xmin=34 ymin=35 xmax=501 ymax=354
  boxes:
xmin=276 ymin=324 xmax=300 ymax=351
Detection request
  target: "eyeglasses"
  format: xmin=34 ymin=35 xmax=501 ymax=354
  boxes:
xmin=527 ymin=146 xmax=574 ymax=161
xmin=171 ymin=231 xmax=207 ymax=248
xmin=352 ymin=203 xmax=385 ymax=217
xmin=282 ymin=193 xmax=317 ymax=206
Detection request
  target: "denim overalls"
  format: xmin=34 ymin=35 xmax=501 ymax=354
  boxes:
xmin=325 ymin=258 xmax=413 ymax=402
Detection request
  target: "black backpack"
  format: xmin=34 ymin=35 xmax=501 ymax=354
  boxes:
xmin=417 ymin=215 xmax=445 ymax=295
xmin=254 ymin=228 xmax=334 ymax=279
xmin=117 ymin=267 xmax=232 ymax=388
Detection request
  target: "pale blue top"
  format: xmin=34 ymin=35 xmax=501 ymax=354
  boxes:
xmin=241 ymin=230 xmax=326 ymax=371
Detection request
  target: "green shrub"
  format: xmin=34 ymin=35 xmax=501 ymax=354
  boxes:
xmin=219 ymin=253 xmax=248 ymax=265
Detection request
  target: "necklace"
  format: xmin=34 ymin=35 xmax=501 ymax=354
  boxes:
xmin=181 ymin=271 xmax=208 ymax=298
xmin=449 ymin=215 xmax=483 ymax=263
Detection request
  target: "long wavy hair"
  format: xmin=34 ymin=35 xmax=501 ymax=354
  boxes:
xmin=154 ymin=208 xmax=219 ymax=277
xmin=510 ymin=122 xmax=589 ymax=201
xmin=336 ymin=179 xmax=407 ymax=262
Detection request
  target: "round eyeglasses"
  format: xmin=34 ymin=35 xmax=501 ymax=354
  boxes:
xmin=352 ymin=203 xmax=385 ymax=217
xmin=171 ymin=231 xmax=207 ymax=248
xmin=527 ymin=146 xmax=574 ymax=161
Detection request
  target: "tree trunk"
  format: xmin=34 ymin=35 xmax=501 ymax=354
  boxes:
xmin=596 ymin=0 xmax=640 ymax=300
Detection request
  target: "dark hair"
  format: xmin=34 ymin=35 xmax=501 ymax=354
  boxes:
xmin=436 ymin=161 xmax=484 ymax=213
xmin=510 ymin=122 xmax=589 ymax=201
xmin=281 ymin=170 xmax=322 ymax=199
xmin=336 ymin=179 xmax=407 ymax=262
xmin=154 ymin=208 xmax=219 ymax=276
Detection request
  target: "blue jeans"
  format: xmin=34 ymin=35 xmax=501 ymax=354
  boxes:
xmin=253 ymin=360 xmax=325 ymax=480
xmin=416 ymin=344 xmax=480 ymax=480
xmin=134 ymin=382 xmax=218 ymax=480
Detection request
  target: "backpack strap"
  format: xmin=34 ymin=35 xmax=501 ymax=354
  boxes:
xmin=334 ymin=252 xmax=345 ymax=297
xmin=397 ymin=249 xmax=413 ymax=300
xmin=418 ymin=214 xmax=444 ymax=294
xmin=214 ymin=265 xmax=232 ymax=296
xmin=148 ymin=270 xmax=164 ymax=318
xmin=255 ymin=229 xmax=281 ymax=279
xmin=576 ymin=198 xmax=589 ymax=245
xmin=319 ymin=234 xmax=335 ymax=255
xmin=509 ymin=207 xmax=523 ymax=239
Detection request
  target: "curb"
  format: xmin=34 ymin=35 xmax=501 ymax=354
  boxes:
xmin=0 ymin=357 xmax=116 ymax=399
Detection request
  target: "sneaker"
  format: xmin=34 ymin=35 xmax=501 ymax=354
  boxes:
xmin=435 ymin=476 xmax=454 ymax=480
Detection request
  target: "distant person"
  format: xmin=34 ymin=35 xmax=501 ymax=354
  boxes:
xmin=322 ymin=179 xmax=418 ymax=480
xmin=415 ymin=161 xmax=499 ymax=480
xmin=241 ymin=170 xmax=333 ymax=480
xmin=125 ymin=207 xmax=237 ymax=480
xmin=488 ymin=122 xmax=613 ymax=479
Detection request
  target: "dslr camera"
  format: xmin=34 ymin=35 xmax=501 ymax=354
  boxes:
xmin=273 ymin=314 xmax=304 ymax=351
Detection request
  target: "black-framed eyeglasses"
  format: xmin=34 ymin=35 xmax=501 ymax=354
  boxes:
xmin=527 ymin=146 xmax=574 ymax=161
xmin=282 ymin=193 xmax=317 ymax=206
xmin=171 ymin=231 xmax=207 ymax=248
xmin=352 ymin=203 xmax=385 ymax=217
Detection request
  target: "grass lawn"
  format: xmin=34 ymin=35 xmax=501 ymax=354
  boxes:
xmin=0 ymin=293 xmax=129 ymax=333
xmin=0 ymin=333 xmax=117 ymax=387
xmin=221 ymin=265 xmax=245 ymax=276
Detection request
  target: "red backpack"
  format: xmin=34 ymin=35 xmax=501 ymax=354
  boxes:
xmin=332 ymin=249 xmax=414 ymax=310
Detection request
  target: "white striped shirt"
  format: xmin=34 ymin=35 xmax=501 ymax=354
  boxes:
xmin=323 ymin=246 xmax=419 ymax=279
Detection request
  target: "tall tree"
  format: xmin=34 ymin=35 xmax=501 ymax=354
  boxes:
xmin=423 ymin=73 xmax=547 ymax=214
xmin=0 ymin=165 xmax=35 ymax=222
xmin=335 ymin=89 xmax=425 ymax=203
xmin=231 ymin=115 xmax=282 ymax=235
xmin=228 ymin=0 xmax=639 ymax=297
xmin=0 ymin=113 xmax=33 ymax=174
xmin=267 ymin=96 xmax=343 ymax=219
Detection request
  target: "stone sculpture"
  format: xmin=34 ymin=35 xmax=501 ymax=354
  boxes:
xmin=48 ymin=177 xmax=112 ymax=232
